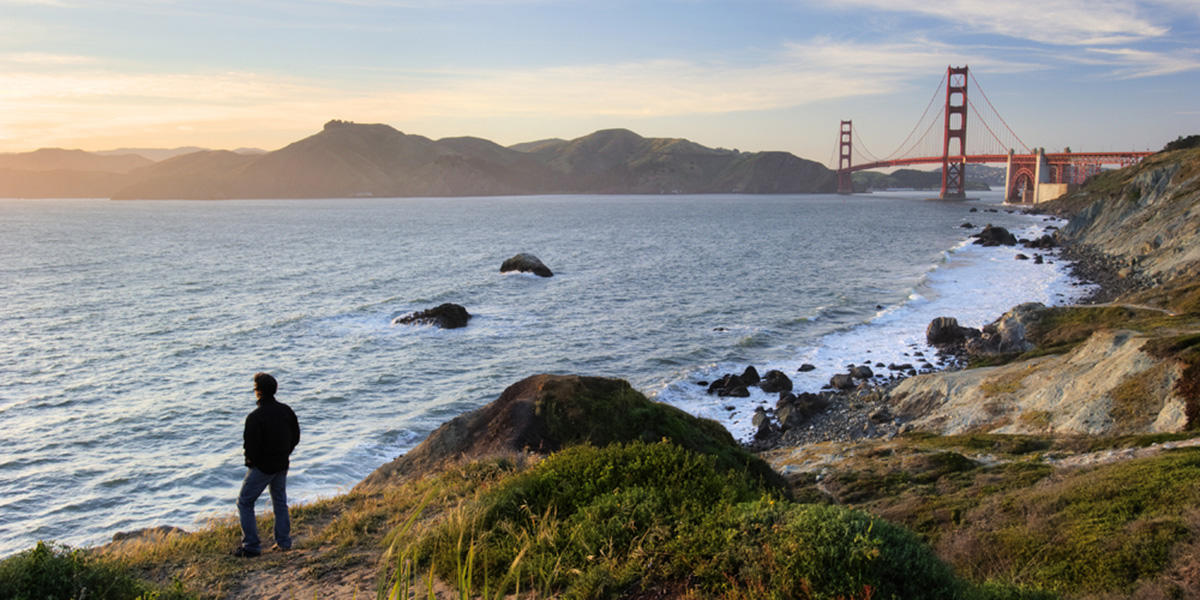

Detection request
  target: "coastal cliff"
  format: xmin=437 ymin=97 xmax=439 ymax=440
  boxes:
xmin=882 ymin=147 xmax=1200 ymax=439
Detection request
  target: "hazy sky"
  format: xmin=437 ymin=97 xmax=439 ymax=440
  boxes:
xmin=1 ymin=0 xmax=1197 ymax=166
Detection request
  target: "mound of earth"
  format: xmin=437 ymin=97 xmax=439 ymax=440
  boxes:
xmin=356 ymin=374 xmax=777 ymax=490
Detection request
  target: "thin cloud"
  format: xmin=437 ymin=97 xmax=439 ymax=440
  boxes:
xmin=1084 ymin=47 xmax=1200 ymax=78
xmin=0 ymin=52 xmax=99 ymax=66
xmin=0 ymin=39 xmax=1092 ymax=150
xmin=811 ymin=0 xmax=1168 ymax=46
xmin=782 ymin=38 xmax=1043 ymax=75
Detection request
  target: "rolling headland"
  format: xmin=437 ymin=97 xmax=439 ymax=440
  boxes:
xmin=0 ymin=120 xmax=997 ymax=200
xmin=4 ymin=138 xmax=1200 ymax=599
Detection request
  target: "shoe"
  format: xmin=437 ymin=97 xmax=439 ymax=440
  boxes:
xmin=270 ymin=543 xmax=292 ymax=552
xmin=231 ymin=546 xmax=261 ymax=558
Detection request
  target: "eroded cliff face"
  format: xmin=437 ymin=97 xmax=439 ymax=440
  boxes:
xmin=889 ymin=330 xmax=1187 ymax=436
xmin=1055 ymin=148 xmax=1200 ymax=283
xmin=887 ymin=147 xmax=1200 ymax=436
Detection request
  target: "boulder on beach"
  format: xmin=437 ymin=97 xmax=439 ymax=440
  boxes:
xmin=964 ymin=302 xmax=1045 ymax=357
xmin=850 ymin=365 xmax=874 ymax=379
xmin=355 ymin=374 xmax=780 ymax=490
xmin=926 ymin=316 xmax=979 ymax=347
xmin=776 ymin=392 xmax=828 ymax=430
xmin=1024 ymin=234 xmax=1057 ymax=250
xmin=972 ymin=224 xmax=1018 ymax=247
xmin=501 ymin=253 xmax=554 ymax=277
xmin=760 ymin=370 xmax=793 ymax=394
xmin=752 ymin=407 xmax=775 ymax=440
xmin=830 ymin=373 xmax=856 ymax=390
xmin=393 ymin=303 xmax=471 ymax=329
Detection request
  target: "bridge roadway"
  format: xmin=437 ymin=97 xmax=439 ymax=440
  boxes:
xmin=838 ymin=150 xmax=1155 ymax=203
xmin=841 ymin=151 xmax=1152 ymax=173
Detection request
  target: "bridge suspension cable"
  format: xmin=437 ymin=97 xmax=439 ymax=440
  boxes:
xmin=893 ymin=105 xmax=945 ymax=162
xmin=969 ymin=101 xmax=1016 ymax=155
xmin=968 ymin=71 xmax=1031 ymax=154
xmin=851 ymin=127 xmax=883 ymax=163
xmin=880 ymin=71 xmax=947 ymax=161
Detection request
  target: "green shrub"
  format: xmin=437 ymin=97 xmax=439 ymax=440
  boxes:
xmin=532 ymin=375 xmax=786 ymax=490
xmin=403 ymin=441 xmax=1008 ymax=599
xmin=949 ymin=449 xmax=1200 ymax=595
xmin=1162 ymin=134 xmax=1200 ymax=152
xmin=0 ymin=541 xmax=193 ymax=600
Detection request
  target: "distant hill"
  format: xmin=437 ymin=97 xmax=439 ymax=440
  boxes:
xmin=95 ymin=147 xmax=208 ymax=162
xmin=0 ymin=148 xmax=154 ymax=198
xmin=111 ymin=121 xmax=836 ymax=199
xmin=508 ymin=138 xmax=568 ymax=153
xmin=0 ymin=121 xmax=837 ymax=199
xmin=96 ymin=147 xmax=267 ymax=161
xmin=0 ymin=148 xmax=152 ymax=174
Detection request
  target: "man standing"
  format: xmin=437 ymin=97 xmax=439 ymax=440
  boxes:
xmin=233 ymin=372 xmax=300 ymax=557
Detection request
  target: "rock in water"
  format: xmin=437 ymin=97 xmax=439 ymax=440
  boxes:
xmin=760 ymin=370 xmax=793 ymax=393
xmin=741 ymin=366 xmax=761 ymax=386
xmin=850 ymin=365 xmax=874 ymax=379
xmin=972 ymin=224 xmax=1018 ymax=247
xmin=501 ymin=253 xmax=554 ymax=277
xmin=393 ymin=303 xmax=471 ymax=329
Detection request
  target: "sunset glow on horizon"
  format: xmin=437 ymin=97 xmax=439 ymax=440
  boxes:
xmin=2 ymin=0 xmax=1198 ymax=164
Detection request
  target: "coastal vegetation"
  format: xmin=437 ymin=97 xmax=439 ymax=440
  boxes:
xmin=6 ymin=142 xmax=1200 ymax=598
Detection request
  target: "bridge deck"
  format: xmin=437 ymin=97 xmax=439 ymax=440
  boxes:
xmin=841 ymin=152 xmax=1154 ymax=174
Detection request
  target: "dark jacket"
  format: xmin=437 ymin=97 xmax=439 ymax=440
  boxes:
xmin=243 ymin=396 xmax=300 ymax=474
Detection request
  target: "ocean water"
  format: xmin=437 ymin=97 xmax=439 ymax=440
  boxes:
xmin=0 ymin=192 xmax=1086 ymax=556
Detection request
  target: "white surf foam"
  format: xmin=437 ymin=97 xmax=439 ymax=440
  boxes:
xmin=657 ymin=214 xmax=1095 ymax=441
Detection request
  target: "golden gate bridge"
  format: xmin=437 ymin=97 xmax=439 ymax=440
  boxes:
xmin=835 ymin=66 xmax=1153 ymax=203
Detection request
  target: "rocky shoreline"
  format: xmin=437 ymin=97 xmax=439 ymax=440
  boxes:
xmin=742 ymin=216 xmax=1140 ymax=453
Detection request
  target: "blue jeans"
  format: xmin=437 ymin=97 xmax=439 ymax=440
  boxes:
xmin=236 ymin=467 xmax=291 ymax=552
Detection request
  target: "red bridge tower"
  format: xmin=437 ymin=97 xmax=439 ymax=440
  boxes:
xmin=940 ymin=66 xmax=968 ymax=199
xmin=837 ymin=120 xmax=853 ymax=194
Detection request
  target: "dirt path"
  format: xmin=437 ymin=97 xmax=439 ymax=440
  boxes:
xmin=1045 ymin=436 xmax=1200 ymax=469
xmin=763 ymin=434 xmax=1200 ymax=479
xmin=221 ymin=550 xmax=376 ymax=599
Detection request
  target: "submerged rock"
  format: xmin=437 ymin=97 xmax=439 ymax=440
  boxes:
xmin=393 ymin=303 xmax=471 ymax=329
xmin=501 ymin=253 xmax=554 ymax=277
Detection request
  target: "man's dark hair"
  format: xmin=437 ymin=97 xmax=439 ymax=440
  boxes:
xmin=253 ymin=372 xmax=277 ymax=398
